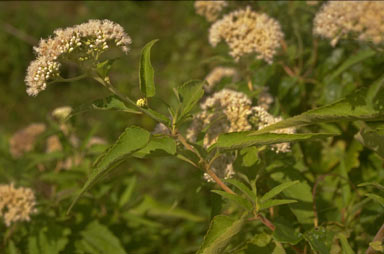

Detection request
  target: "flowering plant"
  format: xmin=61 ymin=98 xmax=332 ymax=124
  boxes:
xmin=2 ymin=2 xmax=384 ymax=253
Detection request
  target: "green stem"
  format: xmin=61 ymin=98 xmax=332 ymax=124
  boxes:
xmin=53 ymin=73 xmax=88 ymax=83
xmin=176 ymin=133 xmax=235 ymax=195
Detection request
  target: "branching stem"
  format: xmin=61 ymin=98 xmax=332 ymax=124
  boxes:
xmin=248 ymin=214 xmax=275 ymax=231
xmin=176 ymin=133 xmax=235 ymax=195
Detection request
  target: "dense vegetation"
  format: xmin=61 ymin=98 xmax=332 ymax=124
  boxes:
xmin=1 ymin=2 xmax=384 ymax=253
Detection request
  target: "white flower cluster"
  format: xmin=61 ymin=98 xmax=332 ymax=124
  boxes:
xmin=194 ymin=0 xmax=227 ymax=22
xmin=187 ymin=89 xmax=252 ymax=148
xmin=257 ymin=89 xmax=274 ymax=111
xmin=0 ymin=183 xmax=37 ymax=226
xmin=209 ymin=6 xmax=284 ymax=63
xmin=52 ymin=106 xmax=73 ymax=121
xmin=251 ymin=106 xmax=295 ymax=153
xmin=25 ymin=19 xmax=132 ymax=96
xmin=187 ymin=89 xmax=293 ymax=181
xmin=9 ymin=123 xmax=46 ymax=158
xmin=204 ymin=66 xmax=237 ymax=92
xmin=314 ymin=1 xmax=384 ymax=46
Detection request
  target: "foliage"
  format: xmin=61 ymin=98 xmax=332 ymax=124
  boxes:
xmin=1 ymin=1 xmax=384 ymax=254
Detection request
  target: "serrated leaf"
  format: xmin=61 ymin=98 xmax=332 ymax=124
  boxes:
xmin=217 ymin=132 xmax=336 ymax=150
xmin=139 ymin=39 xmax=158 ymax=97
xmin=79 ymin=221 xmax=127 ymax=254
xmin=71 ymin=95 xmax=141 ymax=117
xmin=304 ymin=227 xmax=335 ymax=254
xmin=177 ymin=80 xmax=204 ymax=119
xmin=68 ymin=126 xmax=150 ymax=213
xmin=259 ymin=199 xmax=297 ymax=210
xmin=355 ymin=126 xmax=384 ymax=158
xmin=212 ymin=190 xmax=253 ymax=210
xmin=197 ymin=214 xmax=246 ymax=254
xmin=261 ymin=181 xmax=299 ymax=203
xmin=250 ymin=78 xmax=384 ymax=135
xmin=273 ymin=220 xmax=302 ymax=245
xmin=365 ymin=193 xmax=384 ymax=206
xmin=225 ymin=178 xmax=257 ymax=202
xmin=28 ymin=226 xmax=71 ymax=254
xmin=132 ymin=135 xmax=176 ymax=158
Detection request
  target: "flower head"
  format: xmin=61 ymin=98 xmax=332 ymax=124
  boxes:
xmin=313 ymin=2 xmax=384 ymax=46
xmin=194 ymin=1 xmax=227 ymax=22
xmin=9 ymin=123 xmax=46 ymax=158
xmin=52 ymin=106 xmax=73 ymax=121
xmin=209 ymin=6 xmax=284 ymax=63
xmin=25 ymin=19 xmax=132 ymax=96
xmin=204 ymin=67 xmax=236 ymax=92
xmin=251 ymin=106 xmax=295 ymax=153
xmin=187 ymin=88 xmax=293 ymax=181
xmin=0 ymin=183 xmax=37 ymax=226
xmin=187 ymin=89 xmax=252 ymax=148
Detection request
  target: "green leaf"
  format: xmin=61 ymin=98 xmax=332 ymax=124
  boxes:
xmin=68 ymin=126 xmax=150 ymax=213
xmin=225 ymin=178 xmax=257 ymax=202
xmin=337 ymin=233 xmax=355 ymax=254
xmin=369 ymin=241 xmax=384 ymax=252
xmin=212 ymin=190 xmax=253 ymax=210
xmin=130 ymin=195 xmax=204 ymax=222
xmin=250 ymin=232 xmax=272 ymax=247
xmin=355 ymin=125 xmax=384 ymax=158
xmin=119 ymin=176 xmax=136 ymax=208
xmin=217 ymin=132 xmax=335 ymax=150
xmin=71 ymin=95 xmax=141 ymax=117
xmin=358 ymin=182 xmax=384 ymax=191
xmin=28 ymin=226 xmax=71 ymax=254
xmin=132 ymin=135 xmax=176 ymax=158
xmin=177 ymin=80 xmax=204 ymax=119
xmin=273 ymin=220 xmax=302 ymax=245
xmin=141 ymin=107 xmax=170 ymax=125
xmin=6 ymin=241 xmax=19 ymax=254
xmin=282 ymin=180 xmax=314 ymax=225
xmin=260 ymin=181 xmax=299 ymax=203
xmin=197 ymin=214 xmax=246 ymax=254
xmin=250 ymin=79 xmax=384 ymax=135
xmin=139 ymin=39 xmax=158 ymax=98
xmin=259 ymin=199 xmax=297 ymax=210
xmin=304 ymin=227 xmax=335 ymax=254
xmin=240 ymin=146 xmax=259 ymax=167
xmin=326 ymin=49 xmax=375 ymax=82
xmin=365 ymin=193 xmax=384 ymax=206
xmin=96 ymin=59 xmax=114 ymax=78
xmin=78 ymin=221 xmax=127 ymax=254
xmin=272 ymin=243 xmax=286 ymax=254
